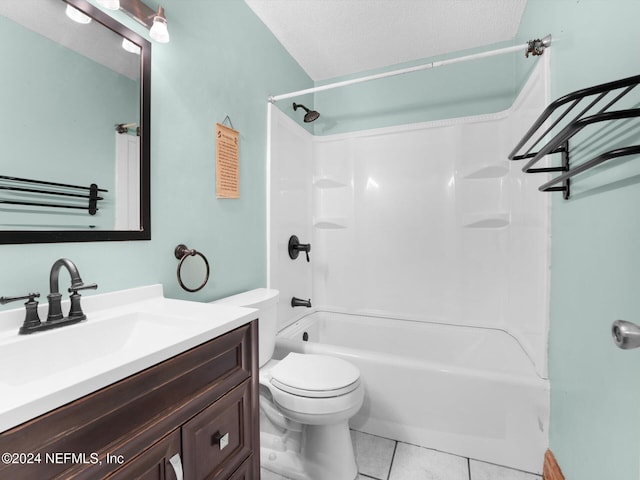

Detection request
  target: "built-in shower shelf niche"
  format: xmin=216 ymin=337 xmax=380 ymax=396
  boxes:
xmin=313 ymin=176 xmax=349 ymax=189
xmin=462 ymin=213 xmax=510 ymax=229
xmin=463 ymin=162 xmax=509 ymax=179
xmin=313 ymin=217 xmax=348 ymax=229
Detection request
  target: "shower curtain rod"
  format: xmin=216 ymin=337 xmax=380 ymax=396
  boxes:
xmin=268 ymin=35 xmax=551 ymax=103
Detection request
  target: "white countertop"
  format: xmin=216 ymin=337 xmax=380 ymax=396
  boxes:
xmin=0 ymin=285 xmax=257 ymax=433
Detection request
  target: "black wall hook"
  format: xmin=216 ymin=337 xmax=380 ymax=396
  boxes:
xmin=288 ymin=235 xmax=311 ymax=262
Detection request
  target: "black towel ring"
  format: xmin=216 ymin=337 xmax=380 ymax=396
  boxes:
xmin=174 ymin=244 xmax=210 ymax=292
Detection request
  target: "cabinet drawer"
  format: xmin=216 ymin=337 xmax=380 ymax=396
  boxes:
xmin=182 ymin=379 xmax=252 ymax=480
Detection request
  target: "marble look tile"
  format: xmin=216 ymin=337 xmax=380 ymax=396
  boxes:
xmin=469 ymin=459 xmax=542 ymax=480
xmin=389 ymin=443 xmax=469 ymax=480
xmin=352 ymin=430 xmax=396 ymax=480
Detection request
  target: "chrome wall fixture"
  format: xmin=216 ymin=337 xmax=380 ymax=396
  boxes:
xmin=612 ymin=320 xmax=640 ymax=350
xmin=97 ymin=0 xmax=170 ymax=43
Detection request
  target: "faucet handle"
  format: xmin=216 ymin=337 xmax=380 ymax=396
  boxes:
xmin=68 ymin=283 xmax=98 ymax=294
xmin=0 ymin=292 xmax=40 ymax=305
xmin=67 ymin=284 xmax=97 ymax=321
xmin=288 ymin=235 xmax=312 ymax=262
xmin=1 ymin=293 xmax=42 ymax=333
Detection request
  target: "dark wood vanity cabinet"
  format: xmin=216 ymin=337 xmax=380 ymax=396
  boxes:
xmin=0 ymin=321 xmax=260 ymax=480
xmin=106 ymin=430 xmax=181 ymax=480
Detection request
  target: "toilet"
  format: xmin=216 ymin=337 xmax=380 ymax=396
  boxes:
xmin=213 ymin=288 xmax=363 ymax=480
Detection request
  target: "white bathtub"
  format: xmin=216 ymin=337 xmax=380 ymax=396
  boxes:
xmin=274 ymin=311 xmax=549 ymax=475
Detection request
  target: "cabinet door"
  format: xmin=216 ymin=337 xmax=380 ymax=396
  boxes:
xmin=182 ymin=380 xmax=253 ymax=480
xmin=228 ymin=456 xmax=253 ymax=480
xmin=107 ymin=430 xmax=182 ymax=480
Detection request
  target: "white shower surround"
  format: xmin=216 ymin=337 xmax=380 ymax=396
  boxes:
xmin=269 ymin=56 xmax=550 ymax=376
xmin=268 ymin=56 xmax=550 ymax=472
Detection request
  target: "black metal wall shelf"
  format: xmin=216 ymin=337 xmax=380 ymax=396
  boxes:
xmin=0 ymin=176 xmax=107 ymax=215
xmin=509 ymin=74 xmax=640 ymax=199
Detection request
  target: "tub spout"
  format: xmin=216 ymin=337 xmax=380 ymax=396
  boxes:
xmin=291 ymin=297 xmax=312 ymax=308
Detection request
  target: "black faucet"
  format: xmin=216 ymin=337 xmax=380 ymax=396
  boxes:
xmin=288 ymin=235 xmax=311 ymax=262
xmin=7 ymin=259 xmax=97 ymax=335
xmin=291 ymin=297 xmax=312 ymax=308
xmin=46 ymin=258 xmax=97 ymax=323
xmin=1 ymin=259 xmax=97 ymax=334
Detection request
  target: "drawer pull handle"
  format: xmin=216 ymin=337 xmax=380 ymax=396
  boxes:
xmin=211 ymin=431 xmax=230 ymax=450
xmin=169 ymin=453 xmax=183 ymax=480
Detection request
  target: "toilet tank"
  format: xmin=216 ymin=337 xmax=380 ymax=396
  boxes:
xmin=212 ymin=289 xmax=279 ymax=367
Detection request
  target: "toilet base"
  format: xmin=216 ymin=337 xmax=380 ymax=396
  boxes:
xmin=301 ymin=422 xmax=358 ymax=480
xmin=261 ymin=443 xmax=310 ymax=480
xmin=260 ymin=423 xmax=358 ymax=480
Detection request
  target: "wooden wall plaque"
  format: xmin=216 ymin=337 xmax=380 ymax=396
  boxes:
xmin=216 ymin=123 xmax=240 ymax=198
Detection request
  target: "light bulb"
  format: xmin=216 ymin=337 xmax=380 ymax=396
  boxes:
xmin=122 ymin=38 xmax=141 ymax=55
xmin=149 ymin=7 xmax=170 ymax=43
xmin=97 ymin=0 xmax=120 ymax=10
xmin=65 ymin=4 xmax=91 ymax=24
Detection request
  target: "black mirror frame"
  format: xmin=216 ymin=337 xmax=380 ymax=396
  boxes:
xmin=1 ymin=0 xmax=151 ymax=244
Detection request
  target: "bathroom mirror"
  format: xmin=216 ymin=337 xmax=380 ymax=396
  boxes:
xmin=0 ymin=0 xmax=151 ymax=244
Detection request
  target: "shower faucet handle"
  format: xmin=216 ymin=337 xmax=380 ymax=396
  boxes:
xmin=288 ymin=235 xmax=311 ymax=262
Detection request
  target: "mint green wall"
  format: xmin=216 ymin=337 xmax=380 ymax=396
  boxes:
xmin=0 ymin=0 xmax=311 ymax=305
xmin=0 ymin=15 xmax=138 ymax=230
xmin=311 ymin=43 xmax=520 ymax=135
xmin=516 ymin=1 xmax=640 ymax=479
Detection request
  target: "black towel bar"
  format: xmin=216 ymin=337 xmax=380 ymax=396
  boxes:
xmin=509 ymin=74 xmax=640 ymax=199
xmin=0 ymin=176 xmax=107 ymax=215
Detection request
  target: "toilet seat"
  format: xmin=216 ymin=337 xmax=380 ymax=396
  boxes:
xmin=269 ymin=353 xmax=361 ymax=398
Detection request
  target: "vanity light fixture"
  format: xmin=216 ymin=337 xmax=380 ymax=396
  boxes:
xmin=97 ymin=0 xmax=121 ymax=10
xmin=116 ymin=0 xmax=171 ymax=44
xmin=122 ymin=38 xmax=142 ymax=54
xmin=65 ymin=4 xmax=92 ymax=24
xmin=149 ymin=7 xmax=170 ymax=43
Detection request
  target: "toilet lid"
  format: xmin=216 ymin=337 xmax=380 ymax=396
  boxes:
xmin=270 ymin=353 xmax=361 ymax=398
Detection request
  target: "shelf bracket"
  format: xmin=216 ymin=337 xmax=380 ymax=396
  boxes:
xmin=538 ymin=142 xmax=570 ymax=198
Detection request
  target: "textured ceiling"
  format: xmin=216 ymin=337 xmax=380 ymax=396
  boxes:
xmin=245 ymin=0 xmax=528 ymax=81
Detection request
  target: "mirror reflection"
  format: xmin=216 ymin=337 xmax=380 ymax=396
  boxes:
xmin=0 ymin=0 xmax=150 ymax=241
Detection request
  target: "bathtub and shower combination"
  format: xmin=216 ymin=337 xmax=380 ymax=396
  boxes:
xmin=268 ymin=58 xmax=551 ymax=475
xmin=275 ymin=310 xmax=548 ymax=474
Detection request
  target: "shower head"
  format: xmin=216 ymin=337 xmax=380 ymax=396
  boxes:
xmin=293 ymin=102 xmax=320 ymax=123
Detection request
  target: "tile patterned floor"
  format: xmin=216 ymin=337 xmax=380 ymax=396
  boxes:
xmin=352 ymin=430 xmax=542 ymax=480
xmin=262 ymin=430 xmax=543 ymax=480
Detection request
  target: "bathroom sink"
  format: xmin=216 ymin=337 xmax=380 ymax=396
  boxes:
xmin=0 ymin=284 xmax=257 ymax=432
xmin=0 ymin=311 xmax=200 ymax=386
